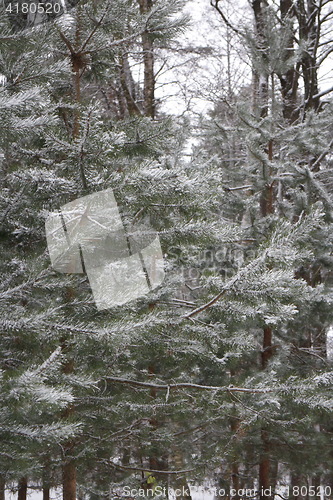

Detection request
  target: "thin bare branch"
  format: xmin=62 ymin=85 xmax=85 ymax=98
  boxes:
xmin=106 ymin=376 xmax=273 ymax=394
xmin=210 ymin=0 xmax=243 ymax=37
xmin=183 ymin=249 xmax=268 ymax=319
xmin=107 ymin=460 xmax=194 ymax=475
xmin=310 ymin=137 xmax=333 ymax=171
xmin=79 ymin=0 xmax=112 ymax=53
xmin=183 ymin=289 xmax=227 ymax=319
xmin=223 ymin=184 xmax=252 ymax=191
xmin=57 ymin=29 xmax=75 ymax=54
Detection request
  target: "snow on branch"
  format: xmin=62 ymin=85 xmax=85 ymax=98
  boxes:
xmin=105 ymin=376 xmax=273 ymax=394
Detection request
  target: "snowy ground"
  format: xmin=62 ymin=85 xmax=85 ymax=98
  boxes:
xmin=4 ymin=484 xmax=327 ymax=499
xmin=5 ymin=491 xmax=59 ymax=500
xmin=5 ymin=486 xmax=215 ymax=500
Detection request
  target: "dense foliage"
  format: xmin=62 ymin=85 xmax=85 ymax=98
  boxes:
xmin=0 ymin=0 xmax=332 ymax=499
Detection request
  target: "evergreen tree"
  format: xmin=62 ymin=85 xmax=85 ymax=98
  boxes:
xmin=190 ymin=0 xmax=333 ymax=496
xmin=1 ymin=0 xmax=333 ymax=498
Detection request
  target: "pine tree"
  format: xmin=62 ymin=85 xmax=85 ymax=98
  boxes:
xmin=1 ymin=1 xmax=231 ymax=498
xmin=0 ymin=11 xmax=82 ymax=497
xmin=190 ymin=0 xmax=333 ymax=496
xmin=1 ymin=0 xmax=333 ymax=498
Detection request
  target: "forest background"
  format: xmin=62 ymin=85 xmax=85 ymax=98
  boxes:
xmin=1 ymin=0 xmax=333 ymax=499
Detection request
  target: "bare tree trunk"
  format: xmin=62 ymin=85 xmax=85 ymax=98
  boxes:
xmin=278 ymin=0 xmax=300 ymax=123
xmin=253 ymin=0 xmax=274 ymax=220
xmin=231 ymin=463 xmax=240 ymax=500
xmin=60 ymin=305 xmax=77 ymax=500
xmin=144 ymin=365 xmax=168 ymax=491
xmin=229 ymin=416 xmax=241 ymax=500
xmin=172 ymin=447 xmax=192 ymax=500
xmin=72 ymin=3 xmax=83 ymax=140
xmin=259 ymin=323 xmax=274 ymax=496
xmin=312 ymin=474 xmax=320 ymax=495
xmin=297 ymin=0 xmax=320 ymax=112
xmin=270 ymin=459 xmax=278 ymax=499
xmin=61 ymin=342 xmax=76 ymax=500
xmin=259 ymin=430 xmax=273 ymax=500
xmin=119 ymin=52 xmax=142 ymax=116
xmin=63 ymin=460 xmax=77 ymax=500
xmin=0 ymin=476 xmax=5 ymax=500
xmin=72 ymin=57 xmax=82 ymax=140
xmin=252 ymin=0 xmax=269 ymax=118
xmin=251 ymin=5 xmax=276 ymax=494
xmin=116 ymin=83 xmax=127 ymax=120
xmin=17 ymin=478 xmax=28 ymax=500
xmin=291 ymin=473 xmax=301 ymax=500
xmin=41 ymin=455 xmax=52 ymax=500
xmin=43 ymin=487 xmax=50 ymax=500
xmin=58 ymin=4 xmax=87 ymax=188
xmin=261 ymin=326 xmax=273 ymax=369
xmin=138 ymin=0 xmax=155 ymax=118
xmin=59 ymin=3 xmax=87 ymax=189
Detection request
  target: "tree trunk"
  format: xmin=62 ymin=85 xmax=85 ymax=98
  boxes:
xmin=297 ymin=0 xmax=320 ymax=113
xmin=253 ymin=0 xmax=274 ymax=219
xmin=72 ymin=3 xmax=83 ymax=140
xmin=291 ymin=473 xmax=301 ymax=500
xmin=231 ymin=463 xmax=240 ymax=500
xmin=312 ymin=474 xmax=320 ymax=495
xmin=229 ymin=415 xmax=241 ymax=500
xmin=252 ymin=0 xmax=269 ymax=118
xmin=43 ymin=487 xmax=50 ymax=500
xmin=119 ymin=52 xmax=142 ymax=116
xmin=61 ymin=330 xmax=76 ymax=500
xmin=0 ymin=476 xmax=5 ymax=500
xmin=138 ymin=0 xmax=155 ymax=118
xmin=270 ymin=459 xmax=278 ymax=499
xmin=278 ymin=0 xmax=300 ymax=123
xmin=251 ymin=4 xmax=276 ymax=491
xmin=69 ymin=4 xmax=88 ymax=190
xmin=172 ymin=448 xmax=192 ymax=500
xmin=258 ymin=326 xmax=274 ymax=498
xmin=259 ymin=430 xmax=273 ymax=500
xmin=63 ymin=460 xmax=77 ymax=500
xmin=72 ymin=58 xmax=81 ymax=140
xmin=17 ymin=478 xmax=28 ymax=500
xmin=261 ymin=326 xmax=273 ymax=369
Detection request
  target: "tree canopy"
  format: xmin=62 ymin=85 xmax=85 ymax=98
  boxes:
xmin=0 ymin=0 xmax=333 ymax=499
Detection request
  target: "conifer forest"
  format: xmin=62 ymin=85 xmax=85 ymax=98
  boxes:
xmin=1 ymin=0 xmax=333 ymax=499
